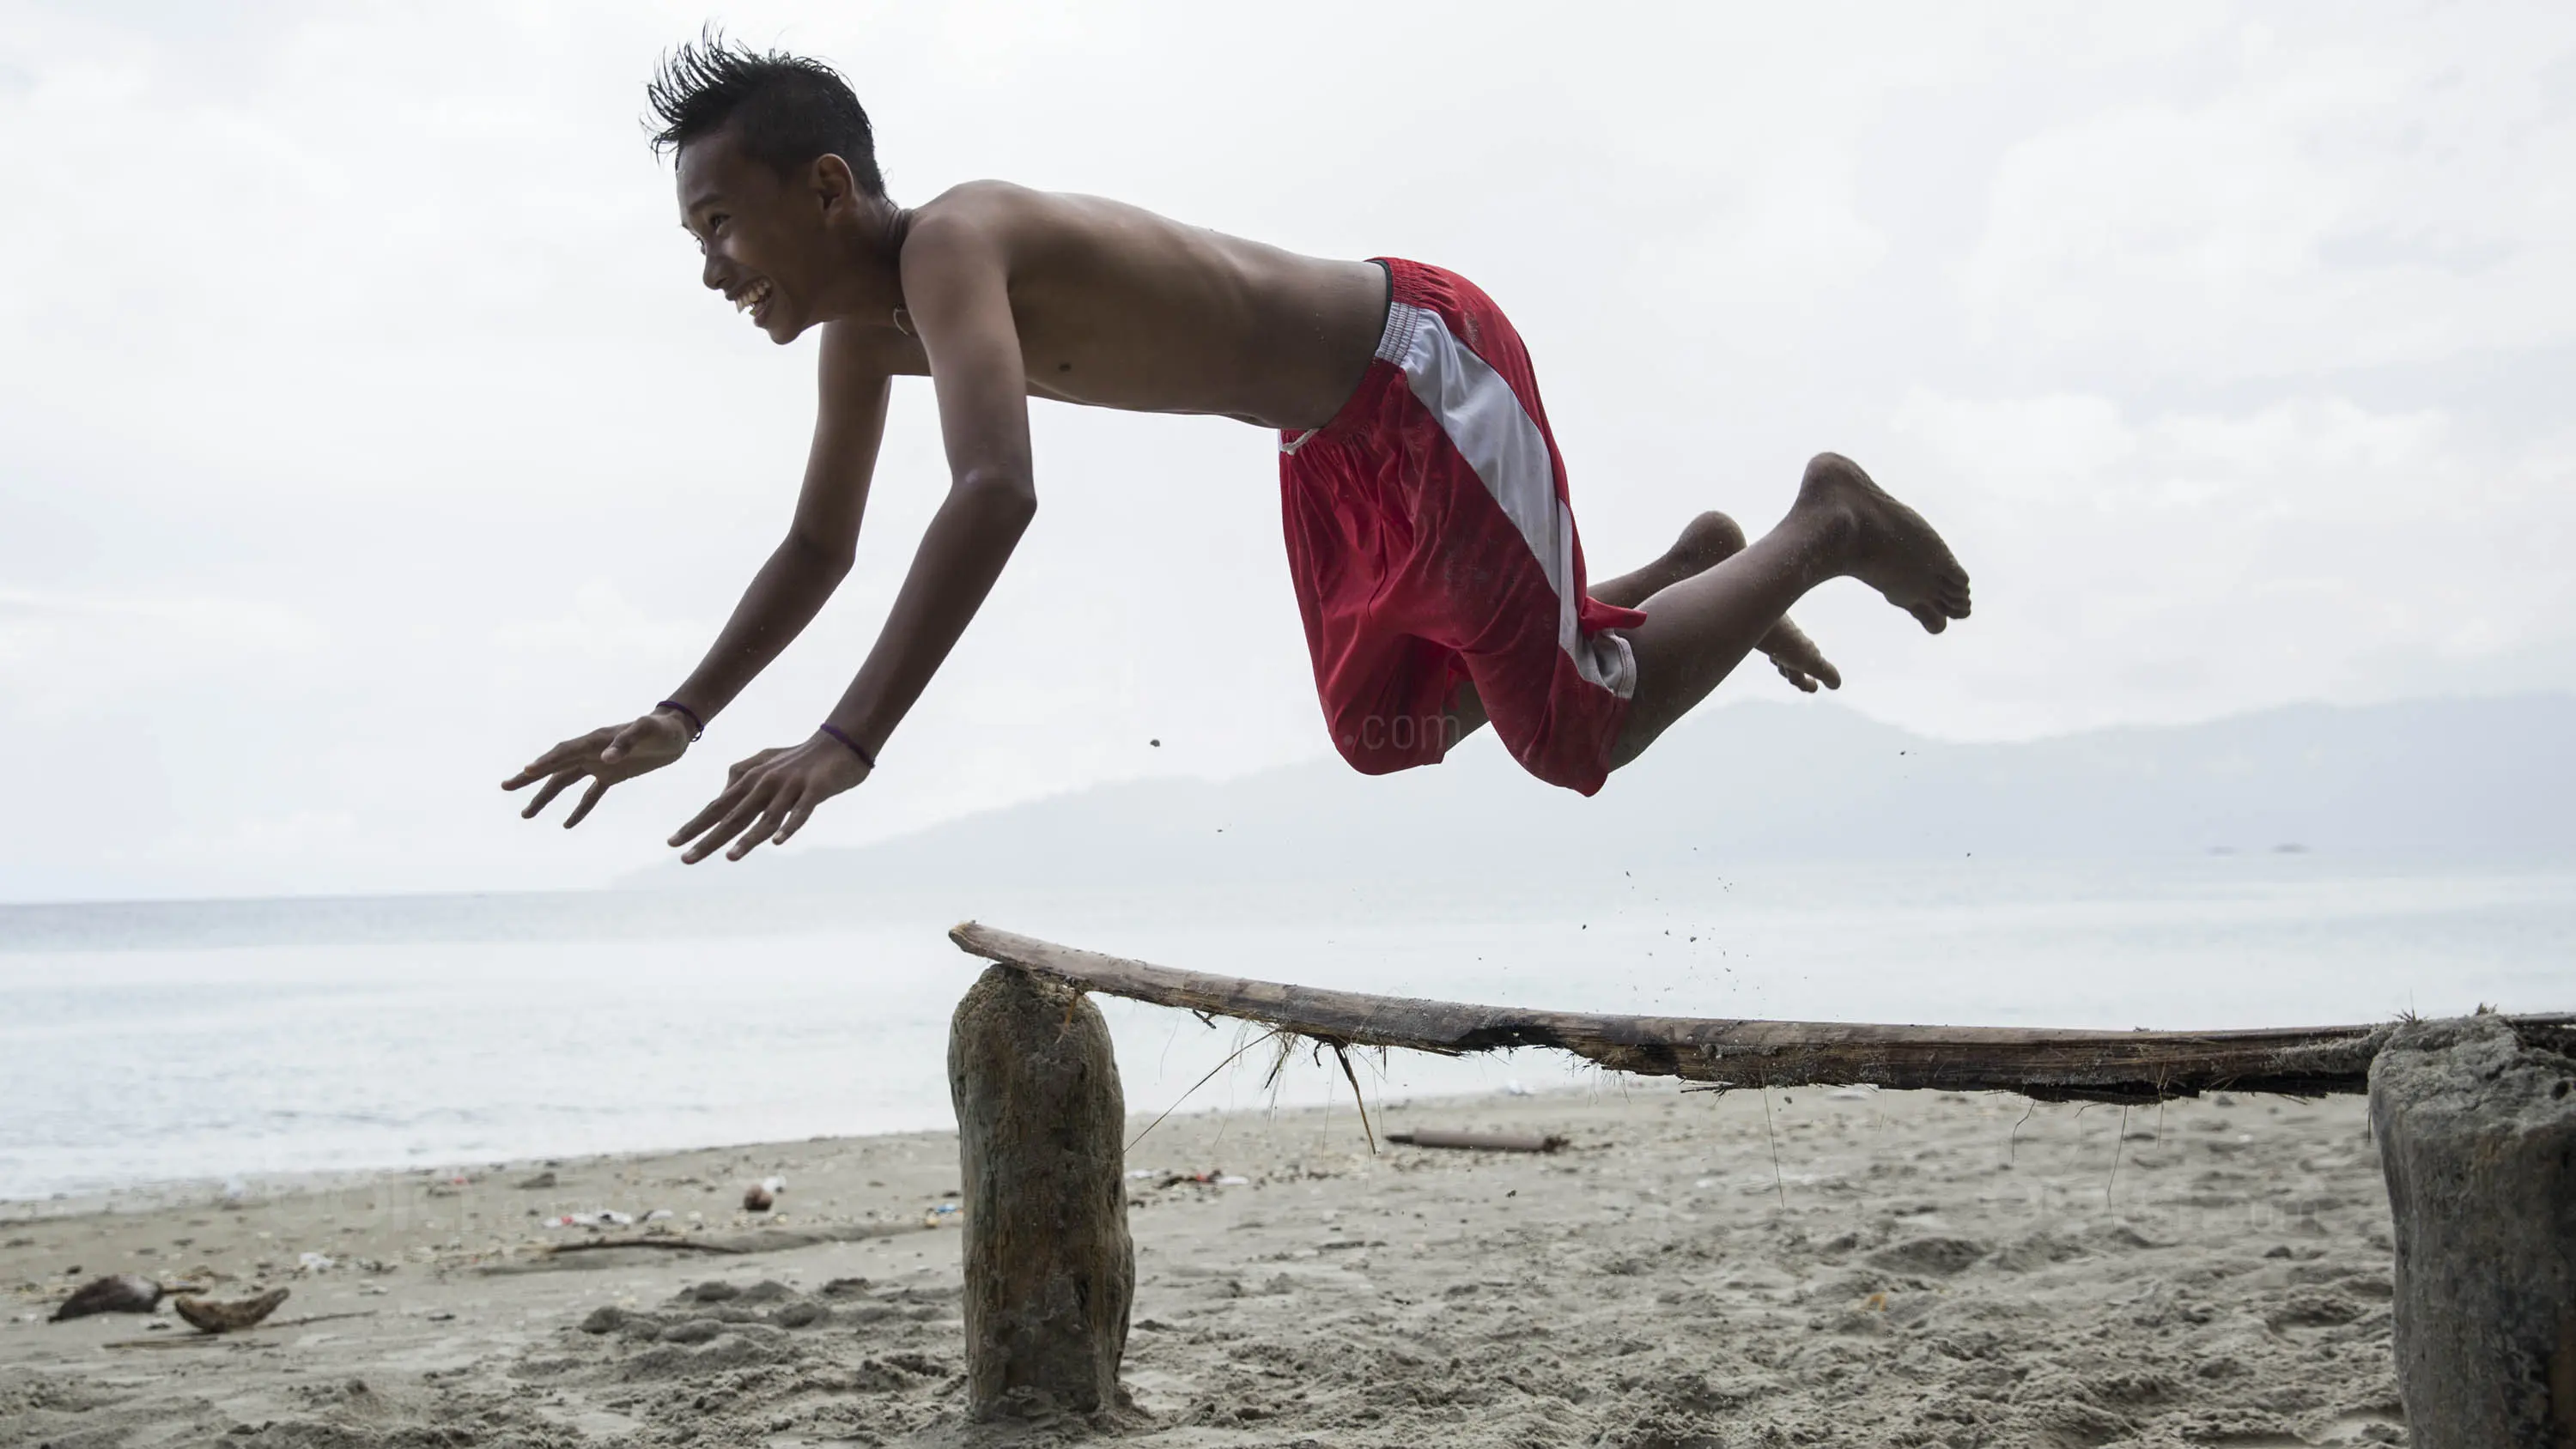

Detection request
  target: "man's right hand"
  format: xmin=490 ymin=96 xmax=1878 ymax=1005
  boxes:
xmin=501 ymin=709 xmax=694 ymax=828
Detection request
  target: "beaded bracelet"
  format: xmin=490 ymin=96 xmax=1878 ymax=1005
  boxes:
xmin=655 ymin=700 xmax=705 ymax=741
xmin=817 ymin=723 xmax=877 ymax=771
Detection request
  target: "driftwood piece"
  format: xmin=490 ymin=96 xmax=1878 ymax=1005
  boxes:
xmin=951 ymin=922 xmax=2576 ymax=1105
xmin=949 ymin=963 xmax=1133 ymax=1419
xmin=2370 ymin=1015 xmax=2576 ymax=1446
xmin=1387 ymin=1130 xmax=1569 ymax=1153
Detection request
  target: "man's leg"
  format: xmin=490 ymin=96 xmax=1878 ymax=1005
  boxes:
xmin=1442 ymin=510 xmax=1839 ymax=750
xmin=1606 ymin=453 xmax=1971 ymax=769
xmin=1591 ymin=512 xmax=1838 ymax=692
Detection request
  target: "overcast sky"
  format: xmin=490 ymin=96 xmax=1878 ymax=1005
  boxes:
xmin=3 ymin=1 xmax=2571 ymax=901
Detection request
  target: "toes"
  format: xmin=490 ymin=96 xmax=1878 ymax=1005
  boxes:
xmin=1911 ymin=603 xmax=1947 ymax=634
xmin=1814 ymin=658 xmax=1843 ymax=689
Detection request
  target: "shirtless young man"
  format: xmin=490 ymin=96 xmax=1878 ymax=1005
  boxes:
xmin=503 ymin=38 xmax=1971 ymax=864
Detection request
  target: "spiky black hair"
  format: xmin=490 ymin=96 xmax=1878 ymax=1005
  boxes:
xmin=646 ymin=28 xmax=884 ymax=196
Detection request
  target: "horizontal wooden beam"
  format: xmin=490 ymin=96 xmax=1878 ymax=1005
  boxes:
xmin=950 ymin=922 xmax=2576 ymax=1105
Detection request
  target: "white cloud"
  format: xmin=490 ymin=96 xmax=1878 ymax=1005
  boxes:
xmin=1884 ymin=389 xmax=2576 ymax=734
xmin=1964 ymin=13 xmax=2576 ymax=378
xmin=491 ymin=579 xmax=706 ymax=661
xmin=0 ymin=589 xmax=325 ymax=716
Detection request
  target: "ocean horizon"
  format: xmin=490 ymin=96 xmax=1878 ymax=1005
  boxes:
xmin=6 ymin=852 xmax=2568 ymax=1204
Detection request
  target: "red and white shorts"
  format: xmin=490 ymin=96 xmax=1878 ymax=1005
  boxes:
xmin=1280 ymin=258 xmax=1644 ymax=796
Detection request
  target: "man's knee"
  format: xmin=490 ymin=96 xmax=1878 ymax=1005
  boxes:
xmin=1673 ymin=510 xmax=1747 ymax=568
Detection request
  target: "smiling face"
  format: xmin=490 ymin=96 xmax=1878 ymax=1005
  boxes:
xmin=676 ymin=127 xmax=855 ymax=343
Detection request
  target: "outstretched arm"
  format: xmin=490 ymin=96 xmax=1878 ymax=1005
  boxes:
xmin=502 ymin=327 xmax=891 ymax=827
xmin=668 ymin=215 xmax=1036 ymax=863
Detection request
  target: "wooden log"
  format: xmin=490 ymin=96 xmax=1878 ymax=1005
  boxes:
xmin=947 ymin=963 xmax=1133 ymax=1419
xmin=951 ymin=922 xmax=2576 ymax=1105
xmin=2370 ymin=1015 xmax=2576 ymax=1446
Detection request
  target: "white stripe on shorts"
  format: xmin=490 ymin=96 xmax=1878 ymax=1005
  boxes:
xmin=1380 ymin=301 xmax=1636 ymax=699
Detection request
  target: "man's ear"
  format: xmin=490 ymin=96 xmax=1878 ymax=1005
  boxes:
xmin=812 ymin=154 xmax=859 ymax=215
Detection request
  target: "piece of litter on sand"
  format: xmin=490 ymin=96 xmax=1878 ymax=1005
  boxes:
xmin=541 ymin=1210 xmax=634 ymax=1228
xmin=743 ymin=1185 xmax=775 ymax=1212
xmin=1503 ymin=1080 xmax=1534 ymax=1096
xmin=297 ymin=1252 xmax=335 ymax=1274
xmin=1387 ymin=1130 xmax=1570 ymax=1154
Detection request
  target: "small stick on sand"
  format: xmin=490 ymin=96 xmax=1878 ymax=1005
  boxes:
xmin=1386 ymin=1130 xmax=1567 ymax=1154
xmin=105 ymin=1309 xmax=377 ymax=1349
xmin=542 ymin=1237 xmax=746 ymax=1256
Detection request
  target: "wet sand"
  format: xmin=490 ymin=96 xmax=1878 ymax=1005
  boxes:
xmin=2 ymin=1081 xmax=2403 ymax=1446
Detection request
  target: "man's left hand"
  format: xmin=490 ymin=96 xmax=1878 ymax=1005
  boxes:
xmin=669 ymin=732 xmax=871 ymax=864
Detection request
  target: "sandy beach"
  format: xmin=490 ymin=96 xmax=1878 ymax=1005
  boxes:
xmin=3 ymin=1080 xmax=2404 ymax=1447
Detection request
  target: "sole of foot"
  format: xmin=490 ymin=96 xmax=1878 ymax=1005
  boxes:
xmin=1798 ymin=453 xmax=1971 ymax=634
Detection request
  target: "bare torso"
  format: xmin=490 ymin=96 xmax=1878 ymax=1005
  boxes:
xmin=837 ymin=182 xmax=1390 ymax=433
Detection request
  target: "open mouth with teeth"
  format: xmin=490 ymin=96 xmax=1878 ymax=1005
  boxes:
xmin=732 ymin=278 xmax=775 ymax=324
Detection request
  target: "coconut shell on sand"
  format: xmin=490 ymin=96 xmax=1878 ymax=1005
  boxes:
xmin=49 ymin=1275 xmax=163 ymax=1322
xmin=173 ymin=1287 xmax=289 ymax=1334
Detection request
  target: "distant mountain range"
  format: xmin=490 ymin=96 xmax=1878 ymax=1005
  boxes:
xmin=9 ymin=694 xmax=2564 ymax=953
xmin=631 ymin=693 xmax=2576 ymax=896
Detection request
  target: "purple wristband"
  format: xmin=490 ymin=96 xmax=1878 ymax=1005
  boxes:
xmin=817 ymin=723 xmax=876 ymax=770
xmin=656 ymin=700 xmax=704 ymax=741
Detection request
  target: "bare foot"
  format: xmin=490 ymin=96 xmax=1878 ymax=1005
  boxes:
xmin=1653 ymin=512 xmax=1842 ymax=691
xmin=1795 ymin=453 xmax=1972 ymax=634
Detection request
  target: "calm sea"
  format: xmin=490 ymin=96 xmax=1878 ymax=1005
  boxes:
xmin=4 ymin=856 xmax=2570 ymax=1203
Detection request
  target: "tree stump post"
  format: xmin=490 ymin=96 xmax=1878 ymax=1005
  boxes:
xmin=947 ymin=964 xmax=1133 ymax=1420
xmin=2370 ymin=1015 xmax=2576 ymax=1446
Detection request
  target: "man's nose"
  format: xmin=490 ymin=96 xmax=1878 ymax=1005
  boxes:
xmin=702 ymin=251 xmax=726 ymax=292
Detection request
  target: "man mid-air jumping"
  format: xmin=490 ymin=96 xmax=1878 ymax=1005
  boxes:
xmin=504 ymin=35 xmax=1971 ymax=863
